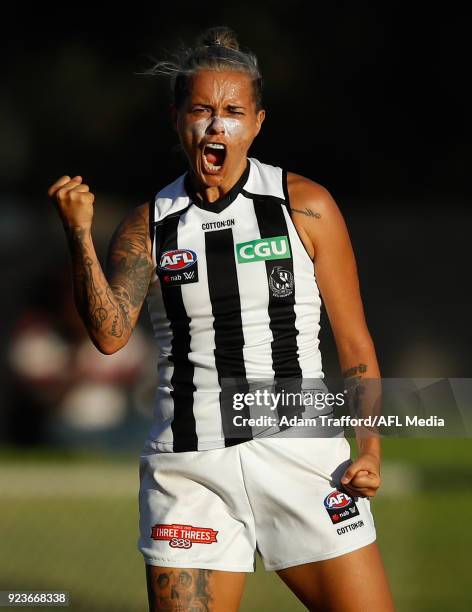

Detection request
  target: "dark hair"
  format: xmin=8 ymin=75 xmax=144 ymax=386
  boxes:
xmin=137 ymin=26 xmax=263 ymax=110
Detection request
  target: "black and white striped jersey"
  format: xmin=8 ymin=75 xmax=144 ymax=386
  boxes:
xmin=145 ymin=158 xmax=324 ymax=452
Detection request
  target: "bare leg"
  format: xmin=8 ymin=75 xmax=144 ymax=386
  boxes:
xmin=276 ymin=542 xmax=394 ymax=612
xmin=145 ymin=564 xmax=247 ymax=612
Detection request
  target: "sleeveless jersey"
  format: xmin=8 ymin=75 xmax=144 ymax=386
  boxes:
xmin=145 ymin=158 xmax=324 ymax=452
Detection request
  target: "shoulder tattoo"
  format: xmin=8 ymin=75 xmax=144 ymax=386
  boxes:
xmin=291 ymin=207 xmax=321 ymax=219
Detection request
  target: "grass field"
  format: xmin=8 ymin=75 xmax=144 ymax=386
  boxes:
xmin=1 ymin=438 xmax=471 ymax=611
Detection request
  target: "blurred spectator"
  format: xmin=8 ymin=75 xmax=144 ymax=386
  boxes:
xmin=4 ymin=264 xmax=153 ymax=447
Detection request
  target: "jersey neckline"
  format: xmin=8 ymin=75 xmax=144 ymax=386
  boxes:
xmin=184 ymin=160 xmax=250 ymax=214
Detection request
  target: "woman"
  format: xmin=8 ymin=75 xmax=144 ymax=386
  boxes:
xmin=48 ymin=26 xmax=394 ymax=612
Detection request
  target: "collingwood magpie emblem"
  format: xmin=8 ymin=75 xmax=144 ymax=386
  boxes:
xmin=269 ymin=266 xmax=294 ymax=298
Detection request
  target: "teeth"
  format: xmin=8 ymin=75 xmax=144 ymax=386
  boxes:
xmin=203 ymin=143 xmax=224 ymax=171
xmin=206 ymin=161 xmax=222 ymax=170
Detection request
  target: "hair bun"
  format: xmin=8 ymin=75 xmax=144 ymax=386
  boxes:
xmin=197 ymin=26 xmax=240 ymax=51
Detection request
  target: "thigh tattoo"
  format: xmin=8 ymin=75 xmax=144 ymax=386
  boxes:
xmin=151 ymin=568 xmax=213 ymax=611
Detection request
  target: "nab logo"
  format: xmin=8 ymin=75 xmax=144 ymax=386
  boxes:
xmin=236 ymin=236 xmax=291 ymax=264
xmin=324 ymin=491 xmax=352 ymax=510
xmin=324 ymin=490 xmax=360 ymax=525
xmin=159 ymin=249 xmax=197 ymax=271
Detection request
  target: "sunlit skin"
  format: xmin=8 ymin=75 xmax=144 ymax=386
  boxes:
xmin=173 ymin=70 xmax=265 ymax=203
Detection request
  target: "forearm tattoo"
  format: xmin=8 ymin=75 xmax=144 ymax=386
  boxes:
xmin=291 ymin=207 xmax=321 ymax=219
xmin=83 ymin=255 xmax=108 ymax=330
xmin=152 ymin=569 xmax=213 ymax=611
xmin=67 ymin=206 xmax=153 ymax=346
xmin=68 ymin=228 xmax=113 ymax=333
xmin=342 ymin=363 xmax=382 ymax=431
xmin=343 ymin=363 xmax=368 ymax=379
xmin=342 ymin=363 xmax=368 ymax=418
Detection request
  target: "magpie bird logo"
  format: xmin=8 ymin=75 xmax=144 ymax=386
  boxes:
xmin=269 ymin=266 xmax=294 ymax=297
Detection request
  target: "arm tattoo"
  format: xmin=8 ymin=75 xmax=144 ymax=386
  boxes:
xmin=342 ymin=364 xmax=381 ymax=437
xmin=153 ymin=569 xmax=213 ymax=611
xmin=343 ymin=363 xmax=368 ymax=379
xmin=291 ymin=207 xmax=321 ymax=219
xmin=68 ymin=228 xmax=112 ymax=332
xmin=107 ymin=207 xmax=154 ymax=313
xmin=83 ymin=256 xmax=108 ymax=330
xmin=107 ymin=286 xmax=128 ymax=338
xmin=67 ymin=205 xmax=153 ymax=350
xmin=343 ymin=363 xmax=368 ymax=420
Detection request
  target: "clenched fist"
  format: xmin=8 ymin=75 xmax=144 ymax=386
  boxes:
xmin=47 ymin=175 xmax=95 ymax=230
xmin=340 ymin=452 xmax=381 ymax=498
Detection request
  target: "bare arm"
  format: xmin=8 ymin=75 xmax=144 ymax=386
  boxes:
xmin=287 ymin=172 xmax=381 ymax=496
xmin=48 ymin=175 xmax=154 ymax=354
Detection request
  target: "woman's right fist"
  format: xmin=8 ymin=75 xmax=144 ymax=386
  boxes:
xmin=47 ymin=175 xmax=95 ymax=230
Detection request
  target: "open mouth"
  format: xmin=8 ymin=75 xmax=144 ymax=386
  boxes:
xmin=202 ymin=142 xmax=227 ymax=173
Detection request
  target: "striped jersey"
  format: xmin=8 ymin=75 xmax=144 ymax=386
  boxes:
xmin=145 ymin=158 xmax=324 ymax=452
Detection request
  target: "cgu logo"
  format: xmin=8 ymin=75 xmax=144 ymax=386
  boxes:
xmin=159 ymin=249 xmax=197 ymax=271
xmin=236 ymin=236 xmax=291 ymax=263
xmin=324 ymin=491 xmax=352 ymax=509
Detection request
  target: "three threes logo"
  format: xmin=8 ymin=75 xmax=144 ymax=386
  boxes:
xmin=236 ymin=236 xmax=291 ymax=263
xmin=151 ymin=523 xmax=219 ymax=549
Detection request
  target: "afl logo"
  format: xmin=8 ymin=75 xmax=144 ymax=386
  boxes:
xmin=324 ymin=491 xmax=352 ymax=510
xmin=324 ymin=489 xmax=359 ymax=524
xmin=159 ymin=249 xmax=197 ymax=271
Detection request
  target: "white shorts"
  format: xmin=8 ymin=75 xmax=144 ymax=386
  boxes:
xmin=137 ymin=436 xmax=376 ymax=572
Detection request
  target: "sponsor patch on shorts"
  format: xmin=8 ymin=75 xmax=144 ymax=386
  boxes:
xmin=324 ymin=490 xmax=360 ymax=525
xmin=151 ymin=523 xmax=218 ymax=549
